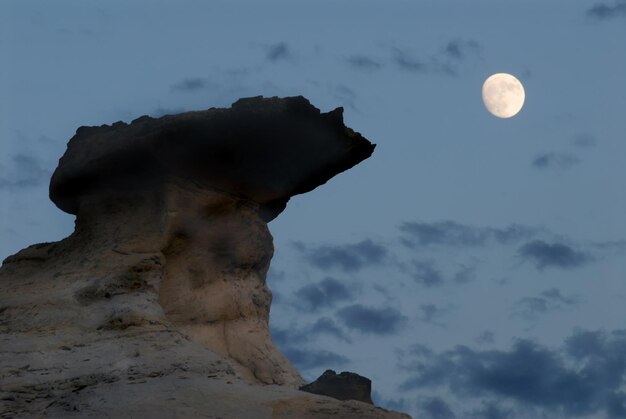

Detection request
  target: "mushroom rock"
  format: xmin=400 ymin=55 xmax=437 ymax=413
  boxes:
xmin=0 ymin=97 xmax=409 ymax=418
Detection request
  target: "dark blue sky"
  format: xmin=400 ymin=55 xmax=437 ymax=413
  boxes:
xmin=2 ymin=1 xmax=626 ymax=418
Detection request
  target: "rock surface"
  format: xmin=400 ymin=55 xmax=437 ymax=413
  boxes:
xmin=0 ymin=97 xmax=409 ymax=418
xmin=300 ymin=369 xmax=374 ymax=404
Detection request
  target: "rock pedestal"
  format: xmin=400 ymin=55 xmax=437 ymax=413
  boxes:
xmin=0 ymin=97 xmax=409 ymax=418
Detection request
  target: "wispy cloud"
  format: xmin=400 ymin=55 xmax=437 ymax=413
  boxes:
xmin=392 ymin=39 xmax=482 ymax=76
xmin=531 ymin=152 xmax=579 ymax=170
xmin=272 ymin=318 xmax=351 ymax=371
xmin=418 ymin=303 xmax=452 ymax=327
xmin=0 ymin=154 xmax=50 ymax=189
xmin=171 ymin=77 xmax=214 ymax=92
xmin=272 ymin=317 xmax=351 ymax=345
xmin=294 ymin=277 xmax=353 ymax=311
xmin=409 ymin=260 xmax=444 ymax=287
xmin=518 ymin=240 xmax=590 ymax=270
xmin=265 ymin=42 xmax=292 ymax=62
xmin=587 ymin=0 xmax=626 ymax=19
xmin=443 ymin=39 xmax=481 ymax=61
xmin=468 ymin=402 xmax=514 ymax=419
xmin=419 ymin=396 xmax=456 ymax=419
xmin=541 ymin=288 xmax=579 ymax=305
xmin=346 ymin=55 xmax=382 ymax=70
xmin=336 ymin=304 xmax=407 ymax=335
xmin=453 ymin=265 xmax=476 ymax=284
xmin=331 ymin=84 xmax=358 ymax=110
xmin=475 ymin=331 xmax=495 ymax=345
xmin=293 ymin=239 xmax=387 ymax=272
xmin=571 ymin=133 xmax=597 ymax=149
xmin=514 ymin=289 xmax=579 ymax=320
xmin=393 ymin=48 xmax=427 ymax=73
xmin=400 ymin=221 xmax=536 ymax=248
xmin=308 ymin=317 xmax=351 ymax=342
xmin=281 ymin=347 xmax=349 ymax=371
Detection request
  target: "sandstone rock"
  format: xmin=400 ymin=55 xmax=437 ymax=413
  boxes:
xmin=300 ymin=369 xmax=374 ymax=404
xmin=0 ymin=96 xmax=409 ymax=418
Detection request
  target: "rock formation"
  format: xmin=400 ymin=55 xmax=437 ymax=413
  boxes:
xmin=301 ymin=370 xmax=374 ymax=404
xmin=0 ymin=96 xmax=409 ymax=418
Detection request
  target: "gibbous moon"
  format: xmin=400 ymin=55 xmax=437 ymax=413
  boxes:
xmin=482 ymin=73 xmax=525 ymax=118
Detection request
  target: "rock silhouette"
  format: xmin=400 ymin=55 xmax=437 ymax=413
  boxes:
xmin=301 ymin=369 xmax=374 ymax=404
xmin=0 ymin=96 xmax=409 ymax=418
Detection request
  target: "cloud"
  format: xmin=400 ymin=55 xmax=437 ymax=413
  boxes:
xmin=512 ymin=288 xmax=579 ymax=320
xmin=409 ymin=260 xmax=444 ymax=287
xmin=400 ymin=330 xmax=626 ymax=417
xmin=169 ymin=68 xmax=261 ymax=102
xmin=393 ymin=48 xmax=427 ymax=73
xmin=347 ymin=55 xmax=382 ymax=70
xmin=587 ymin=0 xmax=626 ymax=19
xmin=309 ymin=317 xmax=352 ymax=342
xmin=518 ymin=240 xmax=590 ymax=270
xmin=591 ymin=239 xmax=626 ymax=252
xmin=514 ymin=297 xmax=549 ymax=317
xmin=282 ymin=347 xmax=349 ymax=371
xmin=294 ymin=277 xmax=353 ymax=311
xmin=272 ymin=317 xmax=351 ymax=345
xmin=405 ymin=260 xmax=477 ymax=287
xmin=469 ymin=402 xmax=514 ymax=419
xmin=531 ymin=152 xmax=579 ymax=170
xmin=443 ymin=39 xmax=481 ymax=61
xmin=171 ymin=77 xmax=213 ymax=92
xmin=541 ymin=288 xmax=578 ymax=305
xmin=571 ymin=133 xmax=597 ymax=148
xmin=293 ymin=239 xmax=387 ymax=272
xmin=420 ymin=396 xmax=456 ymax=419
xmin=453 ymin=265 xmax=475 ymax=284
xmin=400 ymin=221 xmax=535 ymax=248
xmin=271 ymin=318 xmax=352 ymax=375
xmin=331 ymin=84 xmax=358 ymax=110
xmin=265 ymin=42 xmax=292 ymax=62
xmin=476 ymin=331 xmax=495 ymax=345
xmin=392 ymin=39 xmax=481 ymax=76
xmin=0 ymin=154 xmax=50 ymax=189
xmin=565 ymin=329 xmax=607 ymax=359
xmin=419 ymin=304 xmax=452 ymax=327
xmin=336 ymin=304 xmax=407 ymax=335
xmin=514 ymin=288 xmax=580 ymax=320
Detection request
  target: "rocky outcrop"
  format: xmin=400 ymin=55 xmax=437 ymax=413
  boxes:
xmin=301 ymin=370 xmax=374 ymax=404
xmin=0 ymin=97 xmax=409 ymax=418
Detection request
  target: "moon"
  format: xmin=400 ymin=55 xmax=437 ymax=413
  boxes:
xmin=482 ymin=73 xmax=525 ymax=118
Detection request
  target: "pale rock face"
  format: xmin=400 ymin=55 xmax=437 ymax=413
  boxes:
xmin=157 ymin=182 xmax=300 ymax=385
xmin=0 ymin=97 xmax=410 ymax=418
xmin=54 ymin=178 xmax=302 ymax=387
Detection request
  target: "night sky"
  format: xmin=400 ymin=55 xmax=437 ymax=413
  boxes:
xmin=2 ymin=1 xmax=626 ymax=418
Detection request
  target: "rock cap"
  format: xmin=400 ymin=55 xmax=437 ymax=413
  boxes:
xmin=50 ymin=96 xmax=375 ymax=219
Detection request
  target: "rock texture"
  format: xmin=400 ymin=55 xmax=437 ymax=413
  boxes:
xmin=300 ymin=370 xmax=374 ymax=404
xmin=0 ymin=97 xmax=409 ymax=418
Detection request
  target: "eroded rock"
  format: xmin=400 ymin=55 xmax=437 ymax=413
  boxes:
xmin=0 ymin=97 xmax=409 ymax=418
xmin=300 ymin=369 xmax=374 ymax=404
